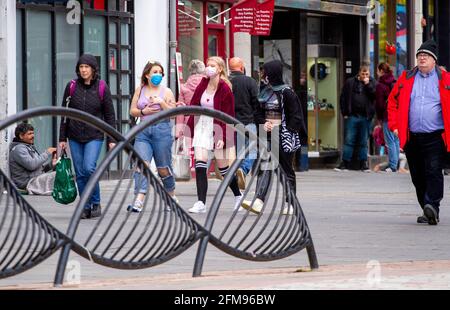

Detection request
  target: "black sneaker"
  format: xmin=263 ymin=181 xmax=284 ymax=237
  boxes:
xmin=81 ymin=208 xmax=91 ymax=219
xmin=334 ymin=161 xmax=349 ymax=171
xmin=417 ymin=214 xmax=428 ymax=224
xmin=360 ymin=161 xmax=371 ymax=172
xmin=424 ymin=204 xmax=439 ymax=225
xmin=91 ymin=204 xmax=102 ymax=218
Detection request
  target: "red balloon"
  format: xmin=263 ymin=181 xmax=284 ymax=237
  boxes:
xmin=385 ymin=43 xmax=396 ymax=55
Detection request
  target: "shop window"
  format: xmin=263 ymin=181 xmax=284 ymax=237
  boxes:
xmin=207 ymin=3 xmax=221 ymax=24
xmin=26 ymin=10 xmax=53 ymax=152
xmin=396 ymin=0 xmax=407 ymax=76
xmin=109 ymin=22 xmax=117 ymax=44
xmin=56 ymin=12 xmax=80 ymax=106
xmin=84 ymin=16 xmax=107 ymax=80
xmin=108 ymin=0 xmax=117 ymax=10
xmin=178 ymin=0 xmax=203 ymax=81
xmin=16 ymin=10 xmax=23 ymax=112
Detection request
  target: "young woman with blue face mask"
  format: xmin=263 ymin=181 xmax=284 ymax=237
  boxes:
xmin=128 ymin=61 xmax=177 ymax=212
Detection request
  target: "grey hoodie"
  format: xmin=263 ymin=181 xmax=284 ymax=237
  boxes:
xmin=9 ymin=139 xmax=52 ymax=189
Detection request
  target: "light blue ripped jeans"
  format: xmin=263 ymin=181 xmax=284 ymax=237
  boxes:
xmin=133 ymin=121 xmax=175 ymax=194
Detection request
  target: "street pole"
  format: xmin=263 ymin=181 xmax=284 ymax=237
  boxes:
xmin=169 ymin=0 xmax=177 ymax=95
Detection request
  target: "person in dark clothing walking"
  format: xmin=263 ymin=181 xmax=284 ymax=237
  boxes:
xmin=241 ymin=60 xmax=307 ymax=215
xmin=59 ymin=54 xmax=116 ymax=219
xmin=388 ymin=39 xmax=450 ymax=225
xmin=375 ymin=62 xmax=398 ymax=172
xmin=336 ymin=65 xmax=377 ymax=171
xmin=229 ymin=57 xmax=260 ymax=190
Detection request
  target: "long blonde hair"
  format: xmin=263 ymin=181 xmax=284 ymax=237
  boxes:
xmin=207 ymin=56 xmax=232 ymax=89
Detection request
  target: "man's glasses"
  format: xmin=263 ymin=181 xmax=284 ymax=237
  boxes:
xmin=417 ymin=53 xmax=431 ymax=59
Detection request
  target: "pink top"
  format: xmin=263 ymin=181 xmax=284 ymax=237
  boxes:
xmin=200 ymin=91 xmax=215 ymax=110
xmin=137 ymin=86 xmax=165 ymax=120
xmin=179 ymin=74 xmax=205 ymax=105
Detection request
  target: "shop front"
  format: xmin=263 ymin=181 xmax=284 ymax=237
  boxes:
xmin=256 ymin=0 xmax=369 ymax=168
xmin=16 ymin=0 xmax=134 ymax=175
xmin=177 ymin=0 xmax=237 ymax=82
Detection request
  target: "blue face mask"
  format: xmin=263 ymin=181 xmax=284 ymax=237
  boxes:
xmin=150 ymin=74 xmax=163 ymax=86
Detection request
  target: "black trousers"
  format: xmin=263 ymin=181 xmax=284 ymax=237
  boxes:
xmin=255 ymin=132 xmax=296 ymax=202
xmin=404 ymin=131 xmax=446 ymax=213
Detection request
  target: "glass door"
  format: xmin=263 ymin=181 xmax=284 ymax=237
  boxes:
xmin=307 ymin=57 xmax=339 ymax=154
xmin=207 ymin=29 xmax=225 ymax=58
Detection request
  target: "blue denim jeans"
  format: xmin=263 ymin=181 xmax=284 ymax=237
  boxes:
xmin=342 ymin=116 xmax=370 ymax=162
xmin=236 ymin=123 xmax=258 ymax=175
xmin=383 ymin=121 xmax=400 ymax=171
xmin=69 ymin=139 xmax=104 ymax=209
xmin=133 ymin=121 xmax=175 ymax=194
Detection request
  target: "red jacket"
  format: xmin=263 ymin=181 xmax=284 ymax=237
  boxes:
xmin=388 ymin=66 xmax=450 ymax=151
xmin=186 ymin=77 xmax=235 ymax=148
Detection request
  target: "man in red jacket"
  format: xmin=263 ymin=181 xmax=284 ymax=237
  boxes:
xmin=388 ymin=39 xmax=450 ymax=225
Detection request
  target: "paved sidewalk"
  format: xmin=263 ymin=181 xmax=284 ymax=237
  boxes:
xmin=1 ymin=170 xmax=450 ymax=289
xmin=3 ymin=260 xmax=450 ymax=290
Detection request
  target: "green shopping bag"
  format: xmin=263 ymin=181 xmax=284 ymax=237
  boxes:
xmin=52 ymin=149 xmax=77 ymax=204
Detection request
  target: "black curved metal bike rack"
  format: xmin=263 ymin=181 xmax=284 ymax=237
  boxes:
xmin=0 ymin=106 xmax=318 ymax=287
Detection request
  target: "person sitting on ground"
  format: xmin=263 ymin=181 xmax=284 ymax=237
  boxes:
xmin=9 ymin=123 xmax=57 ymax=195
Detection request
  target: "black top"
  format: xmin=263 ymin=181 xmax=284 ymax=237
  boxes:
xmin=340 ymin=75 xmax=376 ymax=119
xmin=59 ymin=78 xmax=116 ymax=144
xmin=229 ymin=71 xmax=260 ymax=125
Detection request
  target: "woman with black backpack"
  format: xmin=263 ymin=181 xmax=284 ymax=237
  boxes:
xmin=241 ymin=60 xmax=307 ymax=215
xmin=59 ymin=54 xmax=116 ymax=219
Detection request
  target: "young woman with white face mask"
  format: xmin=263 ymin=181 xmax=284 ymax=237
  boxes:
xmin=185 ymin=56 xmax=243 ymax=214
xmin=128 ymin=61 xmax=177 ymax=213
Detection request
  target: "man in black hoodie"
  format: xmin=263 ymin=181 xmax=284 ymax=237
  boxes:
xmin=229 ymin=57 xmax=260 ymax=190
xmin=59 ymin=54 xmax=116 ymax=219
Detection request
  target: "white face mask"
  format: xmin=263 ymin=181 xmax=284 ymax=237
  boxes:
xmin=205 ymin=66 xmax=218 ymax=78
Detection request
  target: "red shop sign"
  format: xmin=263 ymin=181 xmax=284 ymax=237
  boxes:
xmin=230 ymin=0 xmax=257 ymax=34
xmin=230 ymin=0 xmax=274 ymax=36
xmin=251 ymin=0 xmax=275 ymax=36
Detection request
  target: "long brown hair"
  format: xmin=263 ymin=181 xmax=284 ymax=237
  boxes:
xmin=140 ymin=60 xmax=165 ymax=86
xmin=377 ymin=62 xmax=392 ymax=75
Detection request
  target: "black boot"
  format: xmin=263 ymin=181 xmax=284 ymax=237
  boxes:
xmin=81 ymin=207 xmax=91 ymax=219
xmin=91 ymin=204 xmax=102 ymax=218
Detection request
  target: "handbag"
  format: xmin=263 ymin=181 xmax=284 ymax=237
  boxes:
xmin=172 ymin=136 xmax=192 ymax=181
xmin=279 ymin=88 xmax=301 ymax=153
xmin=52 ymin=149 xmax=78 ymax=204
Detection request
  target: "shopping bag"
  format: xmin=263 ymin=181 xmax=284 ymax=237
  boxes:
xmin=52 ymin=149 xmax=77 ymax=204
xmin=172 ymin=137 xmax=191 ymax=181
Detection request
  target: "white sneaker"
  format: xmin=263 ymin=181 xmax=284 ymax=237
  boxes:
xmin=234 ymin=195 xmax=245 ymax=212
xmin=282 ymin=206 xmax=294 ymax=215
xmin=241 ymin=198 xmax=264 ymax=215
xmin=127 ymin=199 xmax=143 ymax=213
xmin=188 ymin=201 xmax=207 ymax=214
xmin=172 ymin=195 xmax=180 ymax=204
